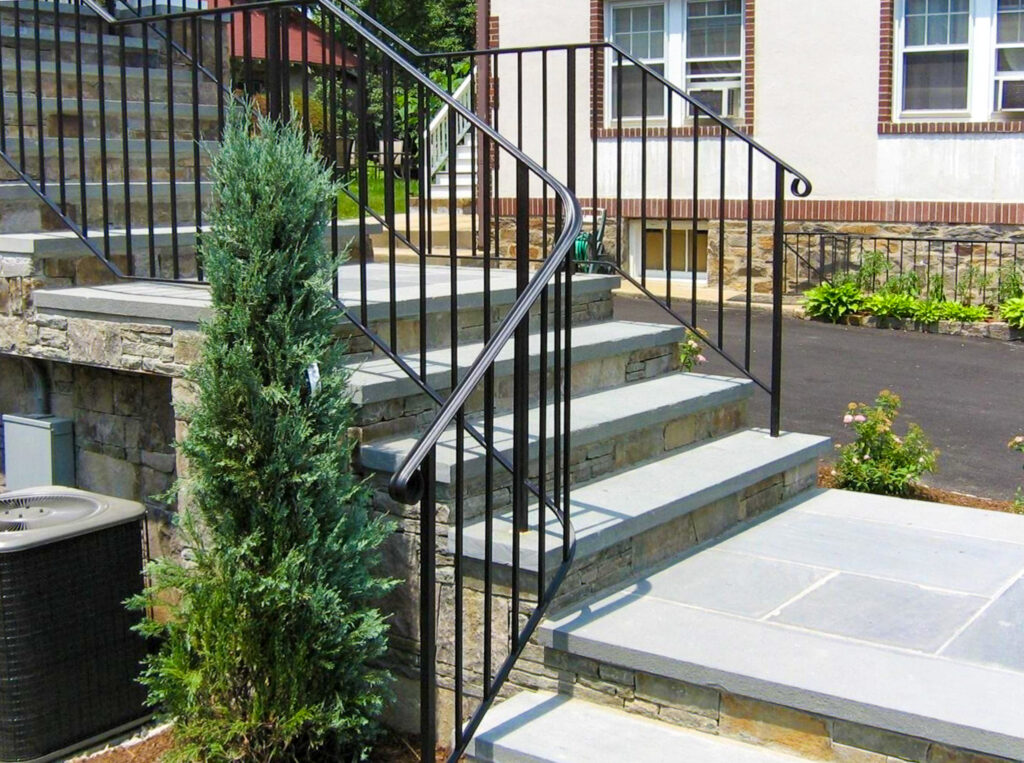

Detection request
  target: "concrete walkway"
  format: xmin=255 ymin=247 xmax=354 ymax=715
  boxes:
xmin=615 ymin=296 xmax=1024 ymax=500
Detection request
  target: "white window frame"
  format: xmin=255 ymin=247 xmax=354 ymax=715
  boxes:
xmin=893 ymin=0 xmax=1024 ymax=121
xmin=605 ymin=0 xmax=744 ymax=127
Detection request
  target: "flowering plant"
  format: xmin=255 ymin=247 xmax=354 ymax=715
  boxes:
xmin=1010 ymin=435 xmax=1024 ymax=513
xmin=833 ymin=390 xmax=938 ymax=497
xmin=680 ymin=331 xmax=708 ymax=372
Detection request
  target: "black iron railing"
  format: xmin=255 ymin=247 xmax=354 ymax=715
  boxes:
xmin=389 ymin=41 xmax=812 ymax=435
xmin=785 ymin=231 xmax=1024 ymax=303
xmin=1 ymin=1 xmax=580 ymax=759
xmin=1 ymin=2 xmax=811 ymax=759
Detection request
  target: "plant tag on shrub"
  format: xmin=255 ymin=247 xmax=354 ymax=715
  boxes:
xmin=306 ymin=362 xmax=321 ymax=397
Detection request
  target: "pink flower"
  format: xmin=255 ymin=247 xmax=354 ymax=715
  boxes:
xmin=696 ymin=354 xmax=707 ymax=364
xmin=853 ymin=414 xmax=866 ymax=422
xmin=842 ymin=414 xmax=853 ymax=424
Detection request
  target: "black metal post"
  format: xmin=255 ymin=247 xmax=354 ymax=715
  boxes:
xmin=770 ymin=165 xmax=785 ymax=437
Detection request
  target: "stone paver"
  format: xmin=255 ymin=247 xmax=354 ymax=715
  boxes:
xmin=718 ymin=501 xmax=1024 ymax=596
xmin=942 ymin=576 xmax=1024 ymax=672
xmin=768 ymin=573 xmax=986 ymax=651
xmin=540 ymin=488 xmax=1024 ymax=760
xmin=618 ymin=547 xmax=831 ymax=619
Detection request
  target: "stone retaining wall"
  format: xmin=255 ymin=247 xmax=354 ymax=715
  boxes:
xmin=801 ymin=312 xmax=1024 ymax=342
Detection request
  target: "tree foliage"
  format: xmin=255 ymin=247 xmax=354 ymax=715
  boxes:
xmin=133 ymin=110 xmax=395 ymax=761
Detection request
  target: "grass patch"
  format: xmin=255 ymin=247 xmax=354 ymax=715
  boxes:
xmin=337 ymin=170 xmax=419 ymax=219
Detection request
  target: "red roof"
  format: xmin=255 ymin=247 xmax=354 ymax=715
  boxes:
xmin=209 ymin=0 xmax=358 ymax=69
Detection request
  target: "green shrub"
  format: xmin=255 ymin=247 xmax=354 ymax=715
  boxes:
xmin=997 ymin=261 xmax=1024 ymax=303
xmin=1001 ymin=296 xmax=1024 ymax=329
xmin=926 ymin=272 xmax=948 ymax=302
xmin=880 ymin=271 xmax=921 ymax=297
xmin=803 ymin=281 xmax=864 ymax=323
xmin=911 ymin=299 xmax=943 ymax=324
xmin=132 ymin=109 xmax=395 ymax=761
xmin=954 ymin=263 xmax=994 ymax=306
xmin=851 ymin=250 xmax=891 ymax=293
xmin=834 ymin=390 xmax=938 ymax=497
xmin=937 ymin=301 xmax=991 ymax=322
xmin=1010 ymin=435 xmax=1024 ymax=514
xmin=863 ymin=292 xmax=917 ymax=318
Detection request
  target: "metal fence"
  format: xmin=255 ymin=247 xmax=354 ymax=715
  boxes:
xmin=784 ymin=232 xmax=1024 ymax=303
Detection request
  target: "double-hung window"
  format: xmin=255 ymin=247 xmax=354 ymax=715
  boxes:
xmin=685 ymin=0 xmax=744 ymax=118
xmin=995 ymin=0 xmax=1024 ymax=108
xmin=609 ymin=3 xmax=667 ymax=118
xmin=606 ymin=0 xmax=744 ymax=123
xmin=895 ymin=0 xmax=1024 ymax=118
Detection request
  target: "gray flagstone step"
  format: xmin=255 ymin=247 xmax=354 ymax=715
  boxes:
xmin=536 ymin=488 xmax=1024 ymax=761
xmin=358 ymin=372 xmax=755 ymax=481
xmin=466 ymin=690 xmax=806 ymax=762
xmin=454 ymin=428 xmax=830 ymax=571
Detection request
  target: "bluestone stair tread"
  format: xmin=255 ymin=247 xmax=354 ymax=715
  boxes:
xmin=333 ymin=265 xmax=617 ymax=323
xmin=5 ymin=137 xmax=211 ymax=161
xmin=31 ymin=264 xmax=617 ymax=326
xmin=0 ymin=24 xmax=160 ymax=50
xmin=347 ymin=320 xmax=686 ymax=405
xmin=466 ymin=690 xmax=806 ymax=762
xmin=0 ymin=180 xmax=212 ymax=202
xmin=358 ymin=372 xmax=755 ymax=478
xmin=1 ymin=94 xmax=222 ymax=119
xmin=454 ymin=428 xmax=830 ymax=568
xmin=8 ymin=58 xmax=216 ymax=85
xmin=538 ymin=488 xmax=1024 ymax=760
xmin=0 ymin=219 xmax=372 ymax=255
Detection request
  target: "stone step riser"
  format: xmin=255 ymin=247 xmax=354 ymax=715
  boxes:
xmin=0 ymin=8 xmax=225 ymax=61
xmin=3 ymin=106 xmax=221 ymax=142
xmin=2 ymin=68 xmax=222 ymax=104
xmin=0 ymin=193 xmax=206 ymax=234
xmin=410 ymin=197 xmax=474 ymax=215
xmin=36 ymin=246 xmax=200 ymax=283
xmin=2 ymin=39 xmax=161 ymax=69
xmin=509 ymin=646 xmax=1010 ymax=763
xmin=0 ymin=150 xmax=211 ymax=183
xmin=354 ymin=337 xmax=677 ymax=444
xmin=340 ymin=289 xmax=613 ymax=368
xmin=370 ymin=227 xmax=475 ymax=252
xmin=425 ymin=397 xmax=749 ymax=522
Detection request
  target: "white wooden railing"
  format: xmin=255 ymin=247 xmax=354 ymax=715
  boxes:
xmin=427 ymin=72 xmax=474 ymax=182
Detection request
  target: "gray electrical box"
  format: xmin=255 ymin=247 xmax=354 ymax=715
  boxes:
xmin=2 ymin=414 xmax=75 ymax=491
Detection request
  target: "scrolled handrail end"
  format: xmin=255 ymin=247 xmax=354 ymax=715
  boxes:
xmin=389 ymin=468 xmax=424 ymax=505
xmin=790 ymin=174 xmax=813 ymax=199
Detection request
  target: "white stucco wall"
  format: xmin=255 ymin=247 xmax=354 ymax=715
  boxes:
xmin=488 ymin=0 xmax=1024 ymax=206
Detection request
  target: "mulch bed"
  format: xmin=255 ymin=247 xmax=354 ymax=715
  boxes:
xmin=817 ymin=464 xmax=1020 ymax=513
xmin=75 ymin=727 xmax=447 ymax=762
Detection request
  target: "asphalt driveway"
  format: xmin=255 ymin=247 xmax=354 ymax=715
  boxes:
xmin=614 ymin=296 xmax=1024 ymax=500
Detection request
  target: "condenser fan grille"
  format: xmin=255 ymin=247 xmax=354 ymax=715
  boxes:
xmin=0 ymin=494 xmax=105 ymax=532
